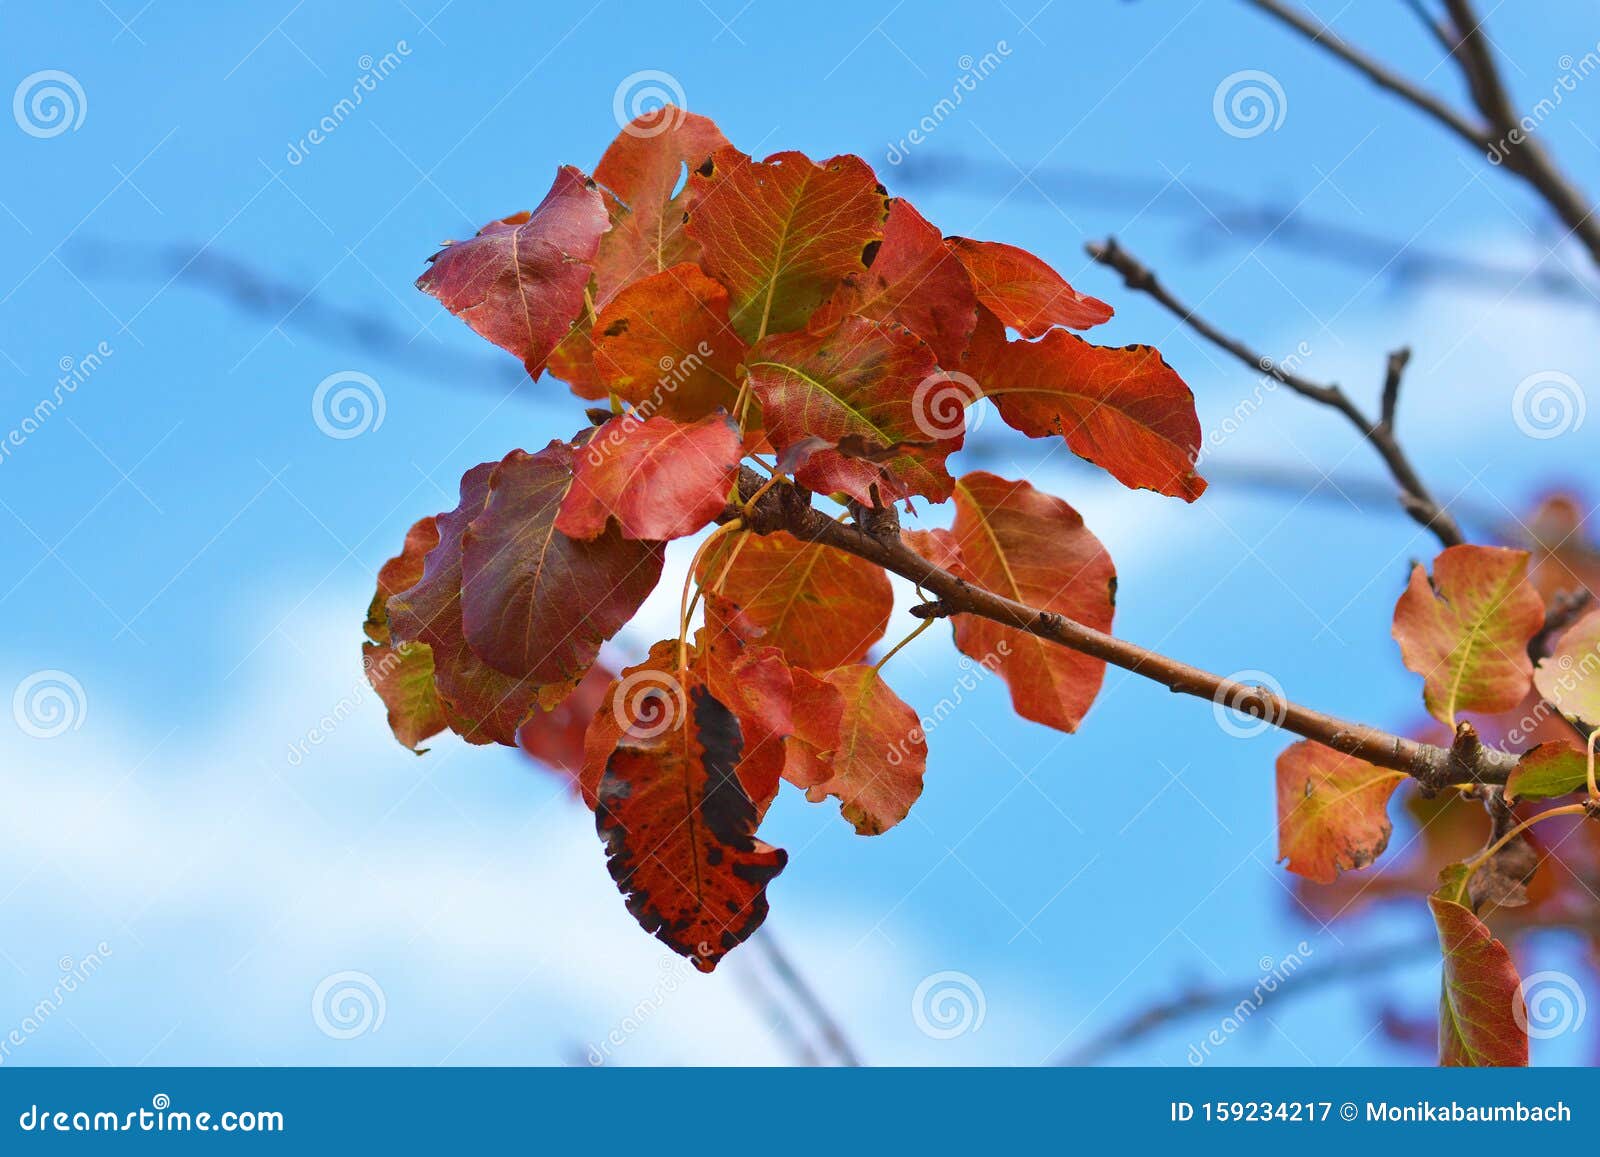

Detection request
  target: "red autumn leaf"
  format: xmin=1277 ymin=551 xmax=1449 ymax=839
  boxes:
xmin=556 ymin=412 xmax=742 ymax=542
xmin=697 ymin=530 xmax=893 ymax=671
xmin=747 ymin=316 xmax=956 ymax=504
xmin=590 ymin=263 xmax=747 ymax=421
xmin=579 ymin=640 xmax=679 ymax=809
xmin=684 ymin=148 xmax=890 ymax=342
xmin=901 ymin=527 xmax=967 ymax=573
xmin=808 ymin=199 xmax=978 ymax=367
xmin=1430 ymin=870 xmax=1530 ymax=1066
xmin=782 ymin=665 xmax=846 ymax=789
xmin=1391 ymin=545 xmax=1545 ymax=726
xmin=545 ymin=307 xmax=607 ymax=400
xmin=698 ymin=601 xmax=794 ymax=815
xmin=363 ymin=516 xmax=449 ymax=752
xmin=517 ymin=662 xmax=616 ymax=784
xmin=1276 ymin=740 xmax=1407 ymax=884
xmin=460 ymin=441 xmax=664 ymax=683
xmin=1533 ymin=606 xmax=1600 ymax=728
xmin=387 ymin=462 xmax=573 ymax=746
xmin=802 ymin=666 xmax=926 ymax=835
xmin=965 ymin=308 xmax=1205 ymax=501
xmin=417 ymin=165 xmax=609 ymax=376
xmin=947 ymin=471 xmax=1116 ymax=733
xmin=596 ymin=679 xmax=787 ymax=972
xmin=945 ymin=236 xmax=1111 ymax=336
xmin=591 ymin=108 xmax=731 ymax=305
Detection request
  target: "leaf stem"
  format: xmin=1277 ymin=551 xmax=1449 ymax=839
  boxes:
xmin=871 ymin=617 xmax=935 ymax=675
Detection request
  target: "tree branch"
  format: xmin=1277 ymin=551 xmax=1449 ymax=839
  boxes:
xmin=724 ymin=468 xmax=1520 ymax=788
xmin=1085 ymin=236 xmax=1465 ymax=548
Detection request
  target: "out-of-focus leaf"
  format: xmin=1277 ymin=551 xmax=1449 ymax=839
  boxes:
xmin=1533 ymin=607 xmax=1600 ymax=728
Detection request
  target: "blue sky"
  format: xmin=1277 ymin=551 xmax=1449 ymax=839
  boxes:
xmin=2 ymin=0 xmax=1599 ymax=1067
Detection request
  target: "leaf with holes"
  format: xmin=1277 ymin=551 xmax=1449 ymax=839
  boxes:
xmin=1276 ymin=740 xmax=1406 ymax=884
xmin=1392 ymin=546 xmax=1544 ymax=726
xmin=417 ymin=165 xmax=609 ymax=376
xmin=597 ymin=679 xmax=788 ymax=972
xmin=557 ymin=412 xmax=742 ymax=541
xmin=945 ymin=471 xmax=1116 ymax=733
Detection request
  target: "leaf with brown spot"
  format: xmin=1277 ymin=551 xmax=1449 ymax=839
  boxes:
xmin=557 ymin=412 xmax=742 ymax=542
xmin=965 ymin=308 xmax=1205 ymax=501
xmin=808 ymin=199 xmax=977 ymax=366
xmin=1429 ymin=871 xmax=1529 ymax=1066
xmin=945 ymin=236 xmax=1111 ymax=336
xmin=946 ymin=471 xmax=1116 ymax=733
xmin=684 ymin=149 xmax=890 ymax=342
xmin=802 ymin=666 xmax=925 ymax=835
xmin=416 ymin=166 xmax=609 ymax=376
xmin=746 ymin=316 xmax=956 ymax=504
xmin=460 ymin=442 xmax=664 ymax=682
xmin=1275 ymin=741 xmax=1406 ymax=883
xmin=697 ymin=530 xmax=892 ymax=670
xmin=591 ymin=263 xmax=748 ymax=421
xmin=1392 ymin=545 xmax=1545 ymax=726
xmin=1533 ymin=607 xmax=1600 ymax=729
xmin=597 ymin=679 xmax=787 ymax=972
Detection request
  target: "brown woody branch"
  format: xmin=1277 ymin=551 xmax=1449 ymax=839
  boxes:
xmin=1245 ymin=0 xmax=1600 ymax=269
xmin=724 ymin=468 xmax=1521 ymax=788
xmin=1085 ymin=236 xmax=1465 ymax=549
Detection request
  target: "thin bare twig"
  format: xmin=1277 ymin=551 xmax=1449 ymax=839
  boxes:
xmin=1085 ymin=236 xmax=1465 ymax=548
xmin=751 ymin=931 xmax=863 ymax=1067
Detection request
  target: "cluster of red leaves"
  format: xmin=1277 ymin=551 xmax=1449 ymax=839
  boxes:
xmin=1273 ymin=496 xmax=1600 ymax=1066
xmin=364 ymin=107 xmax=1204 ymax=972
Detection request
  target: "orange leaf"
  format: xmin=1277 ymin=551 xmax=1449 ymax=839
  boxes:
xmin=947 ymin=472 xmax=1115 ymax=733
xmin=804 ymin=666 xmax=926 ymax=835
xmin=1275 ymin=740 xmax=1406 ymax=883
xmin=1392 ymin=545 xmax=1544 ymax=726
xmin=597 ymin=679 xmax=787 ymax=972
xmin=558 ymin=412 xmax=742 ymax=542
xmin=946 ymin=236 xmax=1111 ymax=336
